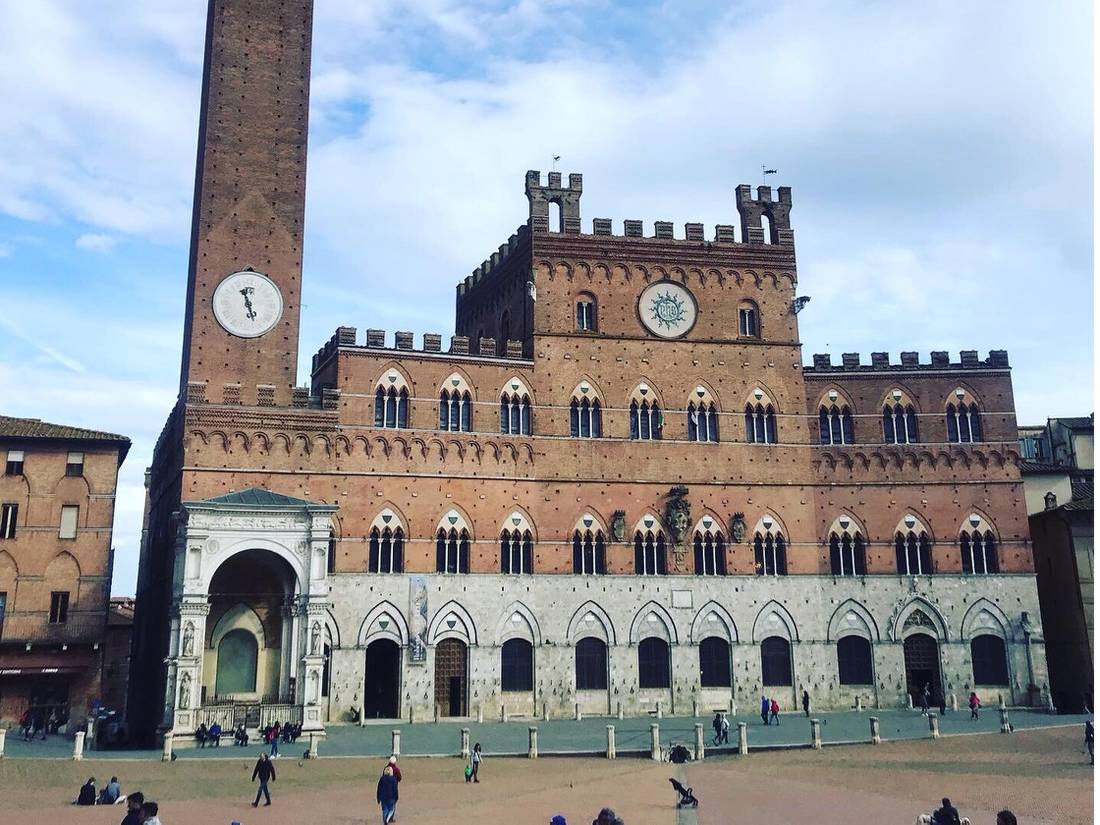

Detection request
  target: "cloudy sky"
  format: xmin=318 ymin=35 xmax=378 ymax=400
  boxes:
xmin=0 ymin=0 xmax=1092 ymax=595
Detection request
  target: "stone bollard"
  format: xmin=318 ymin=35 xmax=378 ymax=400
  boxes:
xmin=161 ymin=732 xmax=173 ymax=762
xmin=359 ymin=705 xmax=365 ymax=726
xmin=528 ymin=726 xmax=538 ymax=759
xmin=869 ymin=716 xmax=881 ymax=745
xmin=391 ymin=729 xmax=401 ymax=757
xmin=461 ymin=727 xmax=470 ymax=759
xmin=907 ymin=693 xmax=914 ymax=710
xmin=650 ymin=723 xmax=661 ymax=762
xmin=408 ymin=705 xmax=415 ymax=724
xmin=606 ymin=725 xmax=616 ymax=759
xmin=477 ymin=705 xmax=484 ymax=724
xmin=951 ymin=693 xmax=958 ymax=712
xmin=737 ymin=721 xmax=748 ymax=755
xmin=692 ymin=697 xmax=699 ymax=717
xmin=435 ymin=705 xmax=441 ymax=723
xmin=308 ymin=732 xmax=319 ymax=759
xmin=0 ymin=728 xmax=7 ymax=758
xmin=574 ymin=703 xmax=582 ymax=721
xmin=72 ymin=730 xmax=85 ymax=761
xmin=617 ymin=702 xmax=624 ymax=720
xmin=542 ymin=702 xmax=549 ymax=722
xmin=928 ymin=714 xmax=940 ymax=739
xmin=811 ymin=718 xmax=822 ymax=749
xmin=855 ymin=695 xmax=863 ymax=711
xmin=656 ymin=700 xmax=663 ymax=720
xmin=1000 ymin=706 xmax=1011 ymax=733
xmin=501 ymin=705 xmax=507 ymax=723
xmin=694 ymin=722 xmax=705 ymax=761
xmin=729 ymin=698 xmax=737 ymax=716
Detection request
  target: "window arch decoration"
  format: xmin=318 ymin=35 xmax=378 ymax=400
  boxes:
xmin=882 ymin=388 xmax=919 ymax=444
xmin=426 ymin=599 xmax=478 ymax=645
xmin=745 ymin=387 xmax=778 ymax=444
xmin=737 ymin=299 xmax=760 ymax=338
xmin=752 ymin=513 xmax=787 ymax=576
xmin=575 ymin=291 xmax=597 ymax=332
xmin=435 ymin=509 xmax=472 ymax=574
xmin=894 ymin=513 xmax=933 ymax=575
xmin=572 ymin=512 xmax=607 ymax=575
xmin=688 ymin=385 xmax=720 ymax=443
xmin=358 ymin=600 xmax=410 ymax=647
xmin=439 ymin=372 xmax=473 ymax=433
xmin=494 ymin=600 xmax=543 ymax=646
xmin=692 ymin=514 xmax=727 ymax=576
xmin=892 ymin=597 xmax=948 ymax=642
xmin=500 ymin=511 xmax=535 ymax=575
xmin=629 ymin=383 xmax=663 ymax=440
xmin=751 ymin=599 xmax=799 ymax=643
xmin=566 ymin=600 xmax=617 ymax=645
xmin=628 ymin=601 xmax=678 ymax=645
xmin=959 ymin=598 xmax=1010 ymax=643
xmin=959 ymin=512 xmax=999 ymax=575
xmin=569 ymin=380 xmax=603 ymax=438
xmin=689 ymin=601 xmax=739 ymax=644
xmin=368 ymin=508 xmax=406 ymax=573
xmin=827 ymin=513 xmax=867 ymax=576
xmin=826 ymin=599 xmax=880 ymax=643
xmin=946 ymin=387 xmax=983 ymax=444
xmin=633 ymin=514 xmax=668 ymax=575
xmin=818 ymin=389 xmax=855 ymax=445
xmin=374 ymin=369 xmax=410 ymax=429
xmin=500 ymin=376 xmax=533 ymax=436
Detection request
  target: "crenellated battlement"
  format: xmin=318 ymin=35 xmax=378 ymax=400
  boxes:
xmin=456 ymin=225 xmax=529 ymax=298
xmin=735 ymin=184 xmax=793 ymax=245
xmin=310 ymin=326 xmax=531 ymax=375
xmin=804 ymin=349 xmax=1010 ymax=373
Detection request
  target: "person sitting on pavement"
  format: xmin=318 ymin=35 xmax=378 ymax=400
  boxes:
xmin=932 ymin=797 xmax=961 ymax=825
xmin=195 ymin=722 xmax=208 ymax=748
xmin=208 ymin=721 xmax=222 ymax=746
xmin=76 ymin=777 xmax=97 ymax=806
xmin=99 ymin=776 xmax=122 ymax=805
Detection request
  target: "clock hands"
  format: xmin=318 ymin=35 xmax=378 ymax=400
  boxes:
xmin=239 ymin=286 xmax=257 ymax=321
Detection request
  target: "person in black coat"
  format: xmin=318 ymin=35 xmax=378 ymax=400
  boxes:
xmin=932 ymin=797 xmax=961 ymax=825
xmin=251 ymin=753 xmax=276 ymax=807
xmin=76 ymin=777 xmax=97 ymax=806
xmin=377 ymin=765 xmax=399 ymax=825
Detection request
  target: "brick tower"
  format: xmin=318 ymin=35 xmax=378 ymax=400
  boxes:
xmin=179 ymin=0 xmax=314 ymax=407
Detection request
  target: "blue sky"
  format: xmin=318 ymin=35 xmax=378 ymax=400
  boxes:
xmin=0 ymin=0 xmax=1092 ymax=596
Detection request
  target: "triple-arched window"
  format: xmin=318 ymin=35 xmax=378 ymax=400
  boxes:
xmin=500 ymin=379 xmax=533 ymax=435
xmin=500 ymin=529 xmax=534 ymax=574
xmin=895 ymin=520 xmax=933 ymax=575
xmin=960 ymin=515 xmax=999 ymax=574
xmin=946 ymin=392 xmax=983 ymax=443
xmin=629 ymin=386 xmax=662 ymax=440
xmin=688 ymin=387 xmax=719 ymax=442
xmin=439 ymin=390 xmax=472 ymax=432
xmin=435 ymin=527 xmax=470 ymax=574
xmin=753 ymin=518 xmax=787 ymax=576
xmin=829 ymin=527 xmax=866 ymax=576
xmin=693 ymin=519 xmax=726 ymax=575
xmin=569 ymin=385 xmax=602 ymax=438
xmin=819 ymin=404 xmax=854 ymax=445
xmin=368 ymin=526 xmax=404 ymax=573
xmin=572 ymin=528 xmax=607 ymax=575
xmin=883 ymin=391 xmax=919 ymax=444
xmin=374 ymin=380 xmax=409 ymax=429
xmin=745 ymin=391 xmax=778 ymax=444
xmin=634 ymin=527 xmax=667 ymax=575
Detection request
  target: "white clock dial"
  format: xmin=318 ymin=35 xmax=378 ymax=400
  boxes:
xmin=212 ymin=270 xmax=284 ymax=338
xmin=638 ymin=281 xmax=698 ymax=339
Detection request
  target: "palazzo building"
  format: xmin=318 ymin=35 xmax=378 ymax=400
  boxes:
xmin=129 ymin=0 xmax=1050 ymax=743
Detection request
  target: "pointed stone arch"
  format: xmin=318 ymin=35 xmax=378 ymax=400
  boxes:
xmin=358 ymin=600 xmax=409 ymax=647
xmin=570 ymin=376 xmax=604 ymax=404
xmin=627 ymin=379 xmax=665 ymax=407
xmin=629 ymin=601 xmax=679 ymax=645
xmin=690 ymin=600 xmax=738 ymax=643
xmin=428 ymin=599 xmax=478 ymax=646
xmin=892 ymin=597 xmax=949 ymax=642
xmin=567 ymin=600 xmax=616 ymax=645
xmin=960 ymin=598 xmax=1012 ymax=641
xmin=752 ymin=600 xmax=799 ymax=642
xmin=495 ymin=601 xmax=542 ymax=646
xmin=211 ymin=602 xmax=266 ymax=649
xmin=827 ymin=599 xmax=880 ymax=642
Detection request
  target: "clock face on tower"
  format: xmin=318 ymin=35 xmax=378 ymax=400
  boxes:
xmin=212 ymin=270 xmax=284 ymax=338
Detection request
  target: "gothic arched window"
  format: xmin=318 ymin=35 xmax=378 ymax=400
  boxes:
xmin=693 ymin=520 xmax=726 ymax=576
xmin=572 ymin=529 xmax=607 ymax=575
xmin=368 ymin=526 xmax=404 ymax=573
xmin=819 ymin=404 xmax=854 ymax=445
xmin=634 ymin=528 xmax=667 ymax=575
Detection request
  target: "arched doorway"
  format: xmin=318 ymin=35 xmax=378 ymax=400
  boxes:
xmin=216 ymin=629 xmax=258 ymax=695
xmin=364 ymin=639 xmax=401 ymax=719
xmin=434 ymin=638 xmax=468 ymax=717
xmin=903 ymin=634 xmax=941 ymax=703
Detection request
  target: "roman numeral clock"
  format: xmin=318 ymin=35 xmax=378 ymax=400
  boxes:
xmin=212 ymin=270 xmax=284 ymax=338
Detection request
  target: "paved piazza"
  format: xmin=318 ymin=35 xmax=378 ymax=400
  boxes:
xmin=0 ymin=725 xmax=1091 ymax=825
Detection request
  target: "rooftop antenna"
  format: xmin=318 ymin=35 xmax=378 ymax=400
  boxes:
xmin=552 ymin=154 xmax=561 ymax=172
xmin=762 ymin=165 xmax=777 ymax=186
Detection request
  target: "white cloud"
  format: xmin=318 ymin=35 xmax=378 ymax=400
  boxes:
xmin=75 ymin=232 xmax=117 ymax=253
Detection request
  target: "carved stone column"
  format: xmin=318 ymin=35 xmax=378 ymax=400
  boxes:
xmin=167 ymin=597 xmax=210 ymax=736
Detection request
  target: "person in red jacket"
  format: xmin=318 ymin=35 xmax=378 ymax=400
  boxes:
xmin=769 ymin=698 xmax=780 ymax=725
xmin=386 ymin=755 xmax=401 ymax=821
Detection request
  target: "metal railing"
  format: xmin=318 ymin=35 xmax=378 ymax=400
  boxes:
xmin=196 ymin=702 xmax=302 ymax=731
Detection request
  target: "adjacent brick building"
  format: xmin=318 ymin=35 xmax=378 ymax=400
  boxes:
xmin=0 ymin=416 xmax=129 ymax=729
xmin=130 ymin=0 xmax=1052 ymax=743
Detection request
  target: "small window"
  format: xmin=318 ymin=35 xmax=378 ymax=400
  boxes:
xmin=576 ymin=296 xmax=597 ymax=331
xmin=326 ymin=531 xmax=336 ymax=575
xmin=501 ymin=639 xmax=534 ymax=692
xmin=738 ymin=304 xmax=759 ymax=337
xmin=65 ymin=452 xmax=84 ymax=477
xmin=0 ymin=503 xmax=16 ymax=540
xmin=5 ymin=450 xmax=24 ymax=476
xmin=49 ymin=591 xmax=70 ymax=624
xmin=59 ymin=505 xmax=79 ymax=539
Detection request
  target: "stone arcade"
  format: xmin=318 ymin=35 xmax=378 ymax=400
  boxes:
xmin=129 ymin=0 xmax=1050 ymax=744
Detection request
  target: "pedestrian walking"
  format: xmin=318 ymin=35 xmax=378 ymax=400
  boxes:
xmin=769 ymin=698 xmax=780 ymax=725
xmin=760 ymin=695 xmax=770 ymax=725
xmin=386 ymin=755 xmax=402 ymax=820
xmin=920 ymin=683 xmax=931 ymax=716
xmin=1085 ymin=719 xmax=1093 ymax=764
xmin=720 ymin=712 xmax=730 ymax=744
xmin=711 ymin=712 xmax=723 ymax=745
xmin=250 ymin=752 xmax=276 ymax=807
xmin=269 ymin=721 xmax=281 ymax=757
xmin=801 ymin=689 xmax=810 ymax=717
xmin=377 ymin=765 xmax=399 ymax=825
xmin=470 ymin=742 xmax=482 ymax=783
xmin=968 ymin=691 xmax=981 ymax=720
